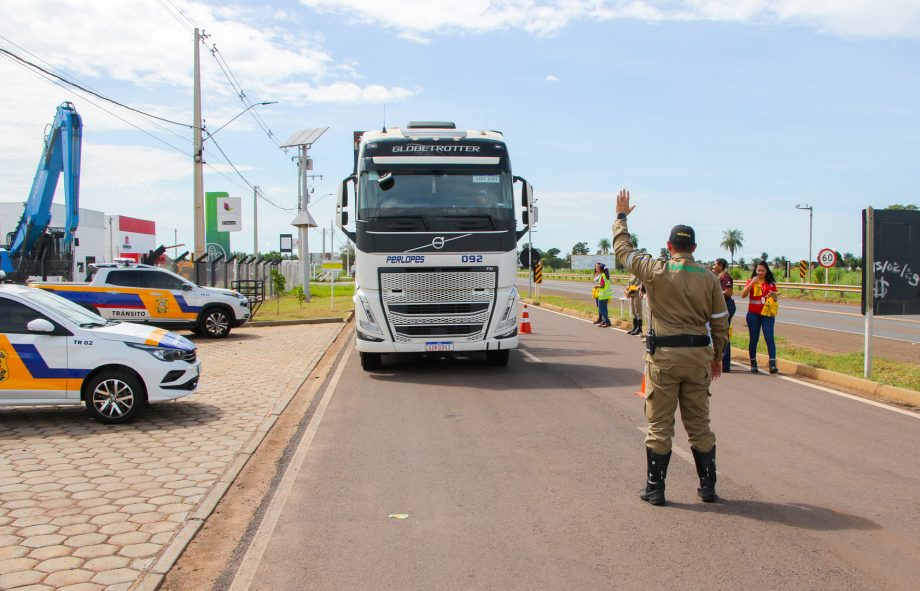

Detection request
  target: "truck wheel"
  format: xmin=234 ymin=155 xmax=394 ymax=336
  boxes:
xmin=199 ymin=307 xmax=232 ymax=338
xmin=84 ymin=370 xmax=146 ymax=424
xmin=485 ymin=350 xmax=510 ymax=366
xmin=360 ymin=352 xmax=382 ymax=371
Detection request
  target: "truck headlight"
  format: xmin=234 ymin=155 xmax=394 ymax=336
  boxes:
xmin=126 ymin=342 xmax=187 ymax=362
xmin=357 ymin=294 xmax=384 ymax=336
xmin=494 ymin=288 xmax=519 ymax=332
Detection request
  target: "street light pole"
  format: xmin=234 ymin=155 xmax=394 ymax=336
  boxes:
xmin=795 ymin=204 xmax=813 ymax=283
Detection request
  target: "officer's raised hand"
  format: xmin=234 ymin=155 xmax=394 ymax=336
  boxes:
xmin=616 ymin=189 xmax=636 ymax=216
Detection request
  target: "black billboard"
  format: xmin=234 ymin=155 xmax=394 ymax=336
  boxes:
xmin=862 ymin=209 xmax=920 ymax=315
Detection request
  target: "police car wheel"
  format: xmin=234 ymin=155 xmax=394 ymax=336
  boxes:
xmin=485 ymin=349 xmax=510 ymax=366
xmin=200 ymin=308 xmax=231 ymax=338
xmin=84 ymin=370 xmax=145 ymax=424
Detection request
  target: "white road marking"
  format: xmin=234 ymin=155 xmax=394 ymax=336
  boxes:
xmin=526 ymin=304 xmax=631 ymax=333
xmin=771 ymin=319 xmax=919 ymax=344
xmin=229 ymin=348 xmax=352 ymax=591
xmin=773 ymin=372 xmax=920 ymax=420
xmin=519 ymin=349 xmax=542 ymax=363
xmin=779 ymin=304 xmax=920 ymax=325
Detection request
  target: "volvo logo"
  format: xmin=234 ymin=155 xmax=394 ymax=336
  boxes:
xmin=431 ymin=236 xmax=445 ymax=250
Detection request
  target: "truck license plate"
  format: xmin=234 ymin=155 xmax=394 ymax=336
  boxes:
xmin=425 ymin=342 xmax=454 ymax=352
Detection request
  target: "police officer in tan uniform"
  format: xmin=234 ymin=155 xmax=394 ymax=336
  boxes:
xmin=612 ymin=189 xmax=729 ymax=506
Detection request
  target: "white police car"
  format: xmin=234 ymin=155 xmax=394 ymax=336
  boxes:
xmin=0 ymin=282 xmax=200 ymax=424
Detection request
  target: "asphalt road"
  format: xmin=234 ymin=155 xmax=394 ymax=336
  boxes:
xmin=520 ymin=278 xmax=920 ymax=344
xmin=228 ymin=308 xmax=920 ymax=591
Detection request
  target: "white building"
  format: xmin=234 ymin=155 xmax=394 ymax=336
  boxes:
xmin=0 ymin=202 xmax=158 ymax=277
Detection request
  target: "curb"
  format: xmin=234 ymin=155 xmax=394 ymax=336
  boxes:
xmin=132 ymin=320 xmax=353 ymax=591
xmin=248 ymin=311 xmax=353 ymax=328
xmin=522 ymin=300 xmax=919 ymax=407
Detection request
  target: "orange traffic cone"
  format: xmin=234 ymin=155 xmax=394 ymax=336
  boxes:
xmin=634 ymin=365 xmax=647 ymax=399
xmin=520 ymin=304 xmax=532 ymax=334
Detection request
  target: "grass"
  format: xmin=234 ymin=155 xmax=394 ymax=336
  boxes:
xmin=527 ymin=294 xmax=919 ymax=392
xmin=730 ymin=332 xmax=920 ymax=392
xmin=253 ymin=282 xmax=354 ymax=321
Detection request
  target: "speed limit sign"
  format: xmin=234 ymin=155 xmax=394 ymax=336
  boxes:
xmin=818 ymin=248 xmax=837 ymax=268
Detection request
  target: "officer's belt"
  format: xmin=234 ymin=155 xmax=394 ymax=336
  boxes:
xmin=649 ymin=334 xmax=711 ymax=348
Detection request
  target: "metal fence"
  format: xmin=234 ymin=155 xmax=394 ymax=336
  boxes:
xmin=162 ymin=256 xmax=278 ymax=296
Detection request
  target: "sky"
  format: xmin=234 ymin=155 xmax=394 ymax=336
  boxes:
xmin=1 ymin=0 xmax=918 ymax=264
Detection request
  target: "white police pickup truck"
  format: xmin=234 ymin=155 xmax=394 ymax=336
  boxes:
xmin=32 ymin=261 xmax=250 ymax=338
xmin=0 ymin=282 xmax=200 ymax=423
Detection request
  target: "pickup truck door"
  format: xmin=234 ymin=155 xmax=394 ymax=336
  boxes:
xmin=139 ymin=270 xmax=199 ymax=324
xmin=0 ymin=296 xmax=74 ymax=401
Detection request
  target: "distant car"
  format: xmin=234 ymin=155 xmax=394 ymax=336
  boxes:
xmin=31 ymin=260 xmax=251 ymax=338
xmin=0 ymin=282 xmax=200 ymax=424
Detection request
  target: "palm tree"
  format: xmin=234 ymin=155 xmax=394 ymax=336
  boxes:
xmin=629 ymin=233 xmax=639 ymax=248
xmin=598 ymin=238 xmax=611 ymax=254
xmin=721 ymin=229 xmax=744 ymax=267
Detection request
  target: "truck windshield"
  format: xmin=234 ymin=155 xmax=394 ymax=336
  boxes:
xmin=358 ymin=171 xmax=514 ymax=221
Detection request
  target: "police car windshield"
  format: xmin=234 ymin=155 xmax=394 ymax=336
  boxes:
xmin=358 ymin=171 xmax=514 ymax=221
xmin=28 ymin=288 xmax=110 ymax=327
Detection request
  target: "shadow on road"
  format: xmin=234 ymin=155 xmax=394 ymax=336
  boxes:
xmin=668 ymin=499 xmax=881 ymax=532
xmin=0 ymin=400 xmax=226 ymax=433
xmin=364 ymin=353 xmax=642 ymax=390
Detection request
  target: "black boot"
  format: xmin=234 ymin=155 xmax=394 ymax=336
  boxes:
xmin=639 ymin=447 xmax=671 ymax=506
xmin=633 ymin=319 xmax=643 ymax=336
xmin=593 ymin=315 xmax=603 ymax=325
xmin=691 ymin=446 xmax=717 ymax=502
xmin=750 ymin=359 xmax=758 ymax=373
xmin=627 ymin=318 xmax=639 ymax=334
xmin=769 ymin=360 xmax=778 ymax=374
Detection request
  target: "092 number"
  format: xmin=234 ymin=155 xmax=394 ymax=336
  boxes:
xmin=461 ymin=255 xmax=483 ymax=263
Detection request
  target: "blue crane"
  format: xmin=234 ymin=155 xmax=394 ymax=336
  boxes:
xmin=1 ymin=102 xmax=82 ymax=279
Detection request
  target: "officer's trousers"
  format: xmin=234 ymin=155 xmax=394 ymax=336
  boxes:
xmin=644 ymin=363 xmax=715 ymax=454
xmin=629 ymin=294 xmax=643 ymax=319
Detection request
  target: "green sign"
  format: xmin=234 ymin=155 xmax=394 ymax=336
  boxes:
xmin=206 ymin=191 xmax=230 ymax=261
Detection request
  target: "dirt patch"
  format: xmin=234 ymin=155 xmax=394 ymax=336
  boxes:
xmin=159 ymin=324 xmax=352 ymax=591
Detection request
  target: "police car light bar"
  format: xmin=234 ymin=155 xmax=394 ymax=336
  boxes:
xmin=406 ymin=121 xmax=456 ymax=129
xmin=113 ymin=258 xmax=135 ymax=266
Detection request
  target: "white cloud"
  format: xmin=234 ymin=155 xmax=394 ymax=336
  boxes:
xmin=545 ymin=74 xmax=559 ymax=82
xmin=300 ymin=0 xmax=920 ymax=39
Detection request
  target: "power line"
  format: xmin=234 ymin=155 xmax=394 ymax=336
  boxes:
xmin=1 ymin=51 xmax=191 ymax=157
xmin=203 ymin=130 xmax=294 ymax=211
xmin=156 ymin=0 xmax=196 ymax=32
xmin=0 ymin=47 xmax=193 ymax=129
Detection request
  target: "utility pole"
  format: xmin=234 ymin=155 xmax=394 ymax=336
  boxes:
xmin=281 ymin=128 xmax=327 ymax=301
xmin=795 ymin=204 xmax=814 ymax=284
xmin=253 ymin=185 xmax=259 ymax=257
xmin=193 ymin=28 xmax=205 ymax=259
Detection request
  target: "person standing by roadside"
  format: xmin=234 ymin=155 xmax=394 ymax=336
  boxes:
xmin=592 ymin=262 xmax=603 ymax=324
xmin=625 ymin=275 xmax=643 ymax=335
xmin=712 ymin=259 xmax=735 ymax=371
xmin=595 ymin=263 xmax=613 ymax=327
xmin=612 ymin=189 xmax=729 ymax=506
xmin=740 ymin=261 xmax=779 ymax=374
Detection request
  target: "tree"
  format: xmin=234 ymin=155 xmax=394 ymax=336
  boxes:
xmin=659 ymin=248 xmax=670 ymax=261
xmin=759 ymin=252 xmax=769 ymax=265
xmin=886 ymin=203 xmax=918 ymax=210
xmin=572 ymin=241 xmax=589 ymax=255
xmin=542 ymin=247 xmax=565 ymax=270
xmin=597 ymin=238 xmax=611 ymax=255
xmin=721 ymin=229 xmax=744 ymax=266
xmin=843 ymin=252 xmax=857 ymax=271
xmin=738 ymin=256 xmax=747 ymax=269
xmin=630 ymin=233 xmax=639 ymax=248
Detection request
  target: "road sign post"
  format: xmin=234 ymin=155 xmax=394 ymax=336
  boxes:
xmin=322 ymin=261 xmax=343 ymax=309
xmin=799 ymin=260 xmax=807 ymax=281
xmin=818 ymin=248 xmax=837 ymax=295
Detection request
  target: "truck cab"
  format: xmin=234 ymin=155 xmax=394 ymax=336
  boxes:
xmin=31 ymin=261 xmax=250 ymax=338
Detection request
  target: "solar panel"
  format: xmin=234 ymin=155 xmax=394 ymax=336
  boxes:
xmin=281 ymin=127 xmax=329 ymax=148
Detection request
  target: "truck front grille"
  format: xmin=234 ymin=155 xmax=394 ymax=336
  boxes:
xmin=380 ymin=269 xmax=497 ymax=342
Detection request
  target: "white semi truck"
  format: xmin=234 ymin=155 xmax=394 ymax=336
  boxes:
xmin=336 ymin=121 xmax=535 ymax=370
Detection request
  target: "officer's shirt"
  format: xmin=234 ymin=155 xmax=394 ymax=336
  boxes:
xmin=613 ymin=218 xmax=729 ymax=367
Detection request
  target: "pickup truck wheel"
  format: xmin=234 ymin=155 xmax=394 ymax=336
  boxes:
xmin=84 ymin=370 xmax=145 ymax=424
xmin=199 ymin=307 xmax=232 ymax=338
xmin=360 ymin=352 xmax=382 ymax=371
xmin=485 ymin=349 xmax=510 ymax=366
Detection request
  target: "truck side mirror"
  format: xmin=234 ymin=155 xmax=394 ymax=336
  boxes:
xmin=336 ymin=175 xmax=354 ymax=208
xmin=522 ymin=210 xmax=529 ymax=225
xmin=514 ymin=176 xmax=533 ymax=207
xmin=340 ymin=211 xmax=349 ymax=226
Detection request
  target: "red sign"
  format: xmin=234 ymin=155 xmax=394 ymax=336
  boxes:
xmin=818 ymin=248 xmax=837 ymax=268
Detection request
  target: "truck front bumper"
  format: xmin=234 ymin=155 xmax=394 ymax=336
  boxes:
xmin=355 ymin=333 xmax=518 ymax=354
